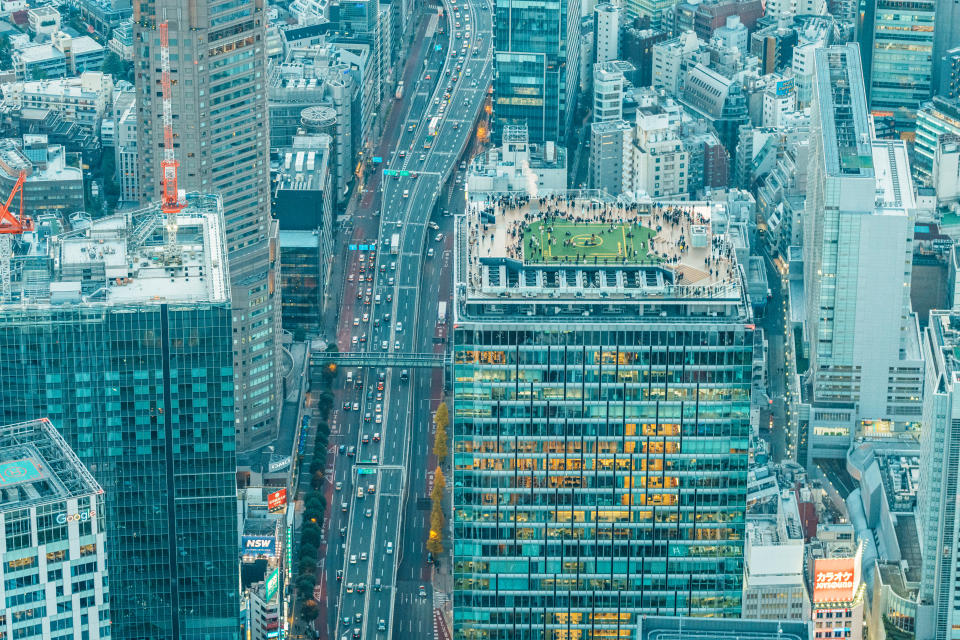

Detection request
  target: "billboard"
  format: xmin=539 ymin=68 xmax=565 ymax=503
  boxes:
xmin=241 ymin=536 xmax=276 ymax=557
xmin=268 ymin=488 xmax=287 ymax=513
xmin=775 ymin=78 xmax=794 ymax=96
xmin=265 ymin=567 xmax=280 ymax=602
xmin=812 ymin=557 xmax=859 ymax=603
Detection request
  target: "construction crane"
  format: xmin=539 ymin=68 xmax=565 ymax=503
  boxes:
xmin=0 ymin=170 xmax=32 ymax=300
xmin=159 ymin=20 xmax=184 ymax=264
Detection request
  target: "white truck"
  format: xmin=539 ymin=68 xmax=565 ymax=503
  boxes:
xmin=437 ymin=301 xmax=447 ymax=323
xmin=391 ymin=233 xmax=400 ymax=254
xmin=428 ymin=116 xmax=440 ymax=136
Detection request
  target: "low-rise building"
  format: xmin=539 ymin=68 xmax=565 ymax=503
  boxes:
xmin=247 ymin=575 xmax=281 ymax=640
xmin=624 ymin=96 xmax=689 ymax=198
xmin=1 ymin=71 xmax=114 ymax=132
xmin=808 ymin=540 xmax=866 ymax=640
xmin=108 ymin=19 xmax=133 ymax=61
xmin=26 ymin=6 xmax=59 ymax=39
xmin=651 ymin=30 xmax=704 ymax=96
xmin=466 ymin=125 xmax=567 ymax=196
xmin=77 ymin=0 xmax=132 ymax=37
xmin=680 ymin=63 xmax=750 ymax=154
xmin=12 ymin=32 xmax=105 ymax=80
xmin=711 ymin=15 xmax=748 ymax=53
xmin=112 ymin=84 xmax=138 ymax=203
xmin=915 ymin=96 xmax=960 ymax=185
xmin=0 ymin=134 xmax=84 ymax=216
xmin=0 ymin=418 xmax=110 ymax=640
xmin=589 ymin=119 xmax=631 ymax=194
xmin=742 ymin=495 xmax=810 ymax=621
xmin=279 ymin=230 xmax=324 ymax=336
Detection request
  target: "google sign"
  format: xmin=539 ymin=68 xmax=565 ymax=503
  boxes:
xmin=56 ymin=510 xmax=96 ymax=525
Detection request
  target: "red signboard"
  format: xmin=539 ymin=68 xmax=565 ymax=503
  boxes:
xmin=812 ymin=557 xmax=858 ymax=603
xmin=267 ymin=488 xmax=287 ymax=513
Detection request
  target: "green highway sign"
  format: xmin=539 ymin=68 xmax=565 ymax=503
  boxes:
xmin=383 ymin=169 xmax=412 ymax=177
xmin=358 ymin=468 xmax=376 ymax=474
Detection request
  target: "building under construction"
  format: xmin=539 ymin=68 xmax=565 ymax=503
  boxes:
xmin=0 ymin=194 xmax=241 ymax=639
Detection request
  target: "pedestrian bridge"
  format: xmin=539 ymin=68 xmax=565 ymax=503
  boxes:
xmin=312 ymin=352 xmax=448 ymax=368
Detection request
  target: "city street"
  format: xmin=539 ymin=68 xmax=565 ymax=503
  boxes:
xmin=314 ymin=0 xmax=493 ymax=639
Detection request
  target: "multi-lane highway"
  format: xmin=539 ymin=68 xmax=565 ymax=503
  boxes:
xmin=322 ymin=1 xmax=493 ymax=639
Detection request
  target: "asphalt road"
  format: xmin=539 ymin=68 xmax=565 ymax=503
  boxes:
xmin=323 ymin=1 xmax=493 ymax=639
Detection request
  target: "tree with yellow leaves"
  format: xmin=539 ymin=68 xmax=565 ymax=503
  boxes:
xmin=427 ymin=500 xmax=445 ymax=555
xmin=431 ymin=467 xmax=446 ymax=502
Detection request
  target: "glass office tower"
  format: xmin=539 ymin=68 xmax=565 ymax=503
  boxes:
xmin=452 ymin=195 xmax=754 ymax=640
xmin=858 ymin=0 xmax=935 ymax=134
xmin=0 ymin=196 xmax=240 ymax=640
xmin=493 ymin=0 xmax=582 ymax=144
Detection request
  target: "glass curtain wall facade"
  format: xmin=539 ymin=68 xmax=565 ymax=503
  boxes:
xmin=452 ymin=322 xmax=753 ymax=640
xmin=0 ymin=303 xmax=239 ymax=640
xmin=134 ymin=0 xmax=281 ymax=451
xmin=493 ymin=0 xmax=580 ymax=144
xmin=859 ymin=0 xmax=935 ymax=133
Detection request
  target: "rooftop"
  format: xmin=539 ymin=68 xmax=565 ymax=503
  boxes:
xmin=0 ymin=418 xmax=102 ymax=512
xmin=460 ymin=192 xmax=744 ymax=304
xmin=8 ymin=194 xmax=229 ymax=306
xmin=815 ymin=44 xmax=874 ymax=178
xmin=636 ymin=616 xmax=810 ymax=640
xmin=0 ymin=137 xmax=82 ymax=183
xmin=275 ymin=135 xmax=331 ymax=192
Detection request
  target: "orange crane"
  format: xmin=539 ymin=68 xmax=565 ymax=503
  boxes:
xmin=159 ymin=20 xmax=184 ymax=262
xmin=0 ymin=170 xmax=32 ymax=299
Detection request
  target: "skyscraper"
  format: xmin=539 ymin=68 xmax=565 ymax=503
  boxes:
xmin=0 ymin=418 xmax=110 ymax=640
xmin=932 ymin=0 xmax=960 ymax=97
xmin=133 ymin=0 xmax=281 ymax=450
xmin=0 ymin=198 xmax=240 ymax=639
xmin=801 ymin=43 xmax=923 ymax=457
xmin=493 ymin=0 xmax=582 ymax=144
xmin=916 ymin=310 xmax=960 ymax=640
xmin=858 ymin=0 xmax=935 ymax=133
xmin=452 ymin=194 xmax=754 ymax=640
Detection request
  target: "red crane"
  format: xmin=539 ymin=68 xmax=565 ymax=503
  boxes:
xmin=159 ymin=21 xmax=184 ymax=261
xmin=0 ymin=170 xmax=32 ymax=298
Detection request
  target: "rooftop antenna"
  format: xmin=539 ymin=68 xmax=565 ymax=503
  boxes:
xmin=159 ymin=19 xmax=184 ymax=264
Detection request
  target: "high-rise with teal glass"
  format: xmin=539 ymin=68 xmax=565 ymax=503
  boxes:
xmin=0 ymin=195 xmax=240 ymax=640
xmin=493 ymin=0 xmax=582 ymax=144
xmin=858 ymin=0 xmax=935 ymax=134
xmin=451 ymin=195 xmax=754 ymax=640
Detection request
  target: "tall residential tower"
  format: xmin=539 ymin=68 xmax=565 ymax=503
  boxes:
xmin=0 ymin=198 xmax=240 ymax=640
xmin=452 ymin=194 xmax=755 ymax=639
xmin=133 ymin=0 xmax=281 ymax=450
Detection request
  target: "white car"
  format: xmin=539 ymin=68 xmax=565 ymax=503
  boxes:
xmin=350 ymin=554 xmax=357 ymax=564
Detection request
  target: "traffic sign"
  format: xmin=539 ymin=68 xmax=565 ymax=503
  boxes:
xmin=373 ymin=157 xmax=383 ymax=163
xmin=358 ymin=468 xmax=376 ymax=474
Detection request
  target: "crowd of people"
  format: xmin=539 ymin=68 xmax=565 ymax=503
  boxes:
xmin=465 ymin=195 xmax=737 ymax=287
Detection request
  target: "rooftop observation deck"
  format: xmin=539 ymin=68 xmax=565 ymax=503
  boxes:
xmin=459 ymin=192 xmax=744 ymax=304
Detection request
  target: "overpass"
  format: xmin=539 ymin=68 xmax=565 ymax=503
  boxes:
xmin=311 ymin=352 xmax=448 ymax=368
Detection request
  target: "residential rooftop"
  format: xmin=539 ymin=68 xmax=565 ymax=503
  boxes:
xmin=0 ymin=418 xmax=102 ymax=512
xmin=8 ymin=193 xmax=229 ymax=306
